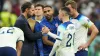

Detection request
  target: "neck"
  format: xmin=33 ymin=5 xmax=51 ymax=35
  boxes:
xmin=73 ymin=11 xmax=79 ymax=18
xmin=22 ymin=12 xmax=28 ymax=19
xmin=35 ymin=15 xmax=43 ymax=21
xmin=62 ymin=16 xmax=69 ymax=23
xmin=48 ymin=17 xmax=53 ymax=22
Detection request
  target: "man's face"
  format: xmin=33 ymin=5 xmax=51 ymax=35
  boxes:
xmin=66 ymin=4 xmax=74 ymax=17
xmin=27 ymin=8 xmax=32 ymax=18
xmin=34 ymin=6 xmax=43 ymax=16
xmin=26 ymin=5 xmax=34 ymax=18
xmin=44 ymin=7 xmax=53 ymax=20
xmin=31 ymin=5 xmax=35 ymax=17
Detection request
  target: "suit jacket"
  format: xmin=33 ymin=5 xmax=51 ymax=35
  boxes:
xmin=14 ymin=14 xmax=42 ymax=56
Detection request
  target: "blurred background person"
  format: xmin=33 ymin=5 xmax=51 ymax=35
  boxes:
xmin=0 ymin=0 xmax=17 ymax=27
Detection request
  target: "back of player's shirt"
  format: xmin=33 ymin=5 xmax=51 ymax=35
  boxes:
xmin=57 ymin=21 xmax=75 ymax=51
xmin=0 ymin=27 xmax=24 ymax=50
xmin=70 ymin=14 xmax=93 ymax=52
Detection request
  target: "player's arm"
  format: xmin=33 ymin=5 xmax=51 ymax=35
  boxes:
xmin=16 ymin=28 xmax=24 ymax=56
xmin=78 ymin=17 xmax=99 ymax=50
xmin=42 ymin=36 xmax=54 ymax=46
xmin=87 ymin=24 xmax=99 ymax=46
xmin=14 ymin=20 xmax=48 ymax=41
xmin=49 ymin=40 xmax=61 ymax=56
xmin=16 ymin=41 xmax=23 ymax=56
xmin=47 ymin=31 xmax=59 ymax=39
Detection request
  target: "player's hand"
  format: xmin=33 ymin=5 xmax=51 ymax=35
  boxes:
xmin=78 ymin=43 xmax=89 ymax=50
xmin=42 ymin=26 xmax=50 ymax=34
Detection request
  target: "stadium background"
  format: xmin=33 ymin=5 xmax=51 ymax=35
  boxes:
xmin=0 ymin=0 xmax=100 ymax=56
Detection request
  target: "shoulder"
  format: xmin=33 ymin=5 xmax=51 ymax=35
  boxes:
xmin=53 ymin=16 xmax=60 ymax=21
xmin=14 ymin=27 xmax=24 ymax=33
xmin=59 ymin=21 xmax=73 ymax=29
xmin=67 ymin=24 xmax=75 ymax=29
xmin=63 ymin=21 xmax=73 ymax=26
xmin=80 ymin=14 xmax=89 ymax=21
xmin=16 ymin=15 xmax=27 ymax=24
xmin=67 ymin=24 xmax=75 ymax=33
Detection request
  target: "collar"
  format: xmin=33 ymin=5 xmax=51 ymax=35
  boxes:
xmin=74 ymin=14 xmax=82 ymax=20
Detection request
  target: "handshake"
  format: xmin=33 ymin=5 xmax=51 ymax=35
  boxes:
xmin=41 ymin=26 xmax=50 ymax=34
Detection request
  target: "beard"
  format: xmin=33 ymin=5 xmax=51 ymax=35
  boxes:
xmin=32 ymin=14 xmax=35 ymax=17
xmin=69 ymin=13 xmax=74 ymax=18
xmin=27 ymin=13 xmax=32 ymax=18
xmin=45 ymin=15 xmax=52 ymax=21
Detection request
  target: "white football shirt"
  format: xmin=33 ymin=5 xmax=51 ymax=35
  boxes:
xmin=70 ymin=14 xmax=93 ymax=52
xmin=57 ymin=21 xmax=75 ymax=52
xmin=0 ymin=27 xmax=24 ymax=50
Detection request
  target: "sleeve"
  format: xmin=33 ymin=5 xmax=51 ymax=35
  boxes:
xmin=17 ymin=29 xmax=24 ymax=41
xmin=34 ymin=22 xmax=44 ymax=56
xmin=57 ymin=26 xmax=63 ymax=40
xmin=80 ymin=16 xmax=93 ymax=28
xmin=36 ymin=39 xmax=44 ymax=56
xmin=47 ymin=32 xmax=59 ymax=39
xmin=14 ymin=19 xmax=43 ymax=41
xmin=49 ymin=40 xmax=61 ymax=56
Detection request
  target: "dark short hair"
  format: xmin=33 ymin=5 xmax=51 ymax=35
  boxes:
xmin=21 ymin=2 xmax=32 ymax=13
xmin=44 ymin=5 xmax=52 ymax=8
xmin=65 ymin=0 xmax=77 ymax=10
xmin=34 ymin=4 xmax=44 ymax=9
xmin=60 ymin=7 xmax=70 ymax=15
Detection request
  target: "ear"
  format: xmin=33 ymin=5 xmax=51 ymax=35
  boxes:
xmin=51 ymin=8 xmax=54 ymax=14
xmin=62 ymin=11 xmax=65 ymax=16
xmin=25 ymin=8 xmax=29 ymax=12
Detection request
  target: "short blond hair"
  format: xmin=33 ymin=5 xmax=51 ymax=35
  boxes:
xmin=60 ymin=7 xmax=70 ymax=15
xmin=65 ymin=0 xmax=77 ymax=10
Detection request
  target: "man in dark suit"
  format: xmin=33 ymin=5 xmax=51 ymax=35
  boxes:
xmin=14 ymin=2 xmax=49 ymax=56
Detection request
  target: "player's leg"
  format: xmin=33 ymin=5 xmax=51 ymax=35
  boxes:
xmin=75 ymin=50 xmax=88 ymax=56
xmin=0 ymin=47 xmax=4 ymax=56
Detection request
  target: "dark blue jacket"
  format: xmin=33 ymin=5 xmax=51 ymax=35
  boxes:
xmin=14 ymin=14 xmax=43 ymax=56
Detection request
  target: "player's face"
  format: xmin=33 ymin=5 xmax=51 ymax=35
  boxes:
xmin=34 ymin=6 xmax=43 ymax=16
xmin=58 ymin=10 xmax=63 ymax=21
xmin=44 ymin=7 xmax=54 ymax=20
xmin=66 ymin=4 xmax=74 ymax=17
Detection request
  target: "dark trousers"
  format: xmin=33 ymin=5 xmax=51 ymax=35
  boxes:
xmin=21 ymin=42 xmax=35 ymax=56
xmin=0 ymin=47 xmax=17 ymax=56
xmin=75 ymin=50 xmax=88 ymax=56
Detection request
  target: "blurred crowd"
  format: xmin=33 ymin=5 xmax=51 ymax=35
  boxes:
xmin=0 ymin=0 xmax=100 ymax=56
xmin=0 ymin=0 xmax=100 ymax=32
